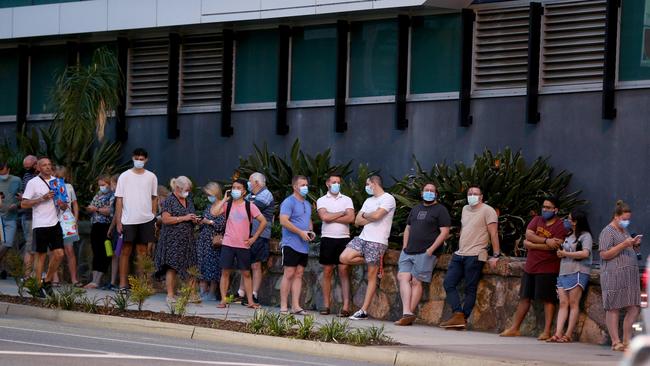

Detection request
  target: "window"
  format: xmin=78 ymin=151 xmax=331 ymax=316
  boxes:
xmin=127 ymin=37 xmax=169 ymax=110
xmin=234 ymin=29 xmax=279 ymax=104
xmin=410 ymin=13 xmax=462 ymax=94
xmin=349 ymin=19 xmax=398 ymax=98
xmin=29 ymin=45 xmax=67 ymax=115
xmin=619 ymin=0 xmax=650 ymax=82
xmin=79 ymin=42 xmax=117 ymax=67
xmin=0 ymin=49 xmax=18 ymax=116
xmin=290 ymin=25 xmax=337 ymax=101
xmin=473 ymin=6 xmax=530 ymax=91
xmin=180 ymin=33 xmax=223 ymax=109
xmin=541 ymin=0 xmax=606 ymax=87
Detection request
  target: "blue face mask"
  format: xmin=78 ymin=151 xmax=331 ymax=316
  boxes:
xmin=207 ymin=195 xmax=216 ymax=203
xmin=422 ymin=191 xmax=436 ymax=202
xmin=299 ymin=186 xmax=309 ymax=197
xmin=133 ymin=159 xmax=145 ymax=169
xmin=99 ymin=185 xmax=109 ymax=194
xmin=563 ymin=219 xmax=572 ymax=230
xmin=619 ymin=219 xmax=631 ymax=229
xmin=365 ymin=185 xmax=374 ymax=196
xmin=330 ymin=183 xmax=341 ymax=194
xmin=541 ymin=210 xmax=556 ymax=221
xmin=231 ymin=189 xmax=242 ymax=200
xmin=247 ymin=181 xmax=253 ymax=192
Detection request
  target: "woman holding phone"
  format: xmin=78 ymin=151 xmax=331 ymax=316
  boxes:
xmin=599 ymin=200 xmax=643 ymax=352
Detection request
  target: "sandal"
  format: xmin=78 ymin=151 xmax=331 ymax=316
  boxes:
xmin=291 ymin=309 xmax=307 ymax=316
xmin=559 ymin=335 xmax=572 ymax=343
xmin=246 ymin=303 xmax=261 ymax=310
xmin=279 ymin=309 xmax=290 ymax=315
xmin=319 ymin=307 xmax=330 ymax=315
xmin=83 ymin=283 xmax=98 ymax=289
xmin=537 ymin=332 xmax=551 ymax=341
xmin=216 ymin=303 xmax=229 ymax=309
xmin=612 ymin=342 xmax=626 ymax=352
xmin=545 ymin=335 xmax=562 ymax=343
xmin=73 ymin=282 xmax=84 ymax=288
xmin=339 ymin=310 xmax=351 ymax=318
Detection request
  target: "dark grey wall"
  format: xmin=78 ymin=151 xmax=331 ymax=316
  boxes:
xmin=12 ymin=89 xmax=649 ymax=254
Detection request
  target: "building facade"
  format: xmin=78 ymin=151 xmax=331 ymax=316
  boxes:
xmin=0 ymin=0 xmax=648 ymax=250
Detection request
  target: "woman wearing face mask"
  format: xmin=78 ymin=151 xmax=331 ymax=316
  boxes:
xmin=84 ymin=175 xmax=115 ymax=289
xmin=599 ymin=200 xmax=642 ymax=351
xmin=196 ymin=182 xmax=226 ymax=302
xmin=547 ymin=210 xmax=592 ymax=343
xmin=154 ymin=176 xmax=201 ymax=303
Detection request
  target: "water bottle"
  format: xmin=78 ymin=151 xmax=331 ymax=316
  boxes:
xmin=115 ymin=234 xmax=123 ymax=257
xmin=104 ymin=239 xmax=114 ymax=257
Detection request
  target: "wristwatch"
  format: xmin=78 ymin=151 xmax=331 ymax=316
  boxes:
xmin=492 ymin=252 xmax=503 ymax=258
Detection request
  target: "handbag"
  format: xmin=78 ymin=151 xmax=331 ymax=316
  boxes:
xmin=212 ymin=233 xmax=223 ymax=247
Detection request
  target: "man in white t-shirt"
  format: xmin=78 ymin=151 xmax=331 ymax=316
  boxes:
xmin=340 ymin=175 xmax=396 ymax=320
xmin=20 ymin=157 xmax=67 ymax=297
xmin=316 ymin=174 xmax=355 ymax=317
xmin=114 ymin=148 xmax=158 ymax=293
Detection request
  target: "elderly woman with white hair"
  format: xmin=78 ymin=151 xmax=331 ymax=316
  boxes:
xmin=154 ymin=176 xmax=200 ymax=303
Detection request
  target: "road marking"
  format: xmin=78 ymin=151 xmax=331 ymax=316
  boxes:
xmin=0 ymin=338 xmax=108 ymax=354
xmin=0 ymin=351 xmax=282 ymax=365
xmin=0 ymin=324 xmax=339 ymax=366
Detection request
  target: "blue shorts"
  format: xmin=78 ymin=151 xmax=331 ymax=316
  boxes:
xmin=557 ymin=272 xmax=589 ymax=291
xmin=249 ymin=237 xmax=270 ymax=263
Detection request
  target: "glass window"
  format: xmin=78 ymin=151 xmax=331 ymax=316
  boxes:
xmin=235 ymin=29 xmax=279 ymax=104
xmin=0 ymin=49 xmax=19 ymax=116
xmin=619 ymin=0 xmax=650 ymax=81
xmin=290 ymin=25 xmax=337 ymax=101
xmin=29 ymin=45 xmax=67 ymax=115
xmin=349 ymin=19 xmax=398 ymax=98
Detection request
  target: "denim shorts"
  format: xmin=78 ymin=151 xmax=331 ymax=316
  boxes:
xmin=556 ymin=272 xmax=589 ymax=291
xmin=398 ymin=251 xmax=437 ymax=283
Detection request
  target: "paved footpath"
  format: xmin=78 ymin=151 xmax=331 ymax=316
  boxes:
xmin=0 ymin=279 xmax=623 ymax=365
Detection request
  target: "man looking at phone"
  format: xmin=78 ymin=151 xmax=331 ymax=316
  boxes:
xmin=20 ymin=157 xmax=67 ymax=297
xmin=500 ymin=197 xmax=567 ymax=339
xmin=279 ymin=175 xmax=313 ymax=315
xmin=114 ymin=148 xmax=158 ymax=294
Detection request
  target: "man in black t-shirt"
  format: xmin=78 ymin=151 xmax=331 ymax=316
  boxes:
xmin=395 ymin=183 xmax=450 ymax=326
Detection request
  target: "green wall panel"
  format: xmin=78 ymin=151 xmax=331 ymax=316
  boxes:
xmin=410 ymin=13 xmax=461 ymax=94
xmin=0 ymin=49 xmax=18 ymax=116
xmin=349 ymin=19 xmax=398 ymax=98
xmin=235 ymin=29 xmax=279 ymax=104
xmin=619 ymin=0 xmax=650 ymax=81
xmin=30 ymin=45 xmax=67 ymax=115
xmin=290 ymin=25 xmax=337 ymax=101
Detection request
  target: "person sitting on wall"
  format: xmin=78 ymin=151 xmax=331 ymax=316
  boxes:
xmin=395 ymin=183 xmax=450 ymax=326
xmin=440 ymin=186 xmax=501 ymax=329
xmin=500 ymin=197 xmax=568 ymax=340
xmin=340 ymin=175 xmax=396 ymax=320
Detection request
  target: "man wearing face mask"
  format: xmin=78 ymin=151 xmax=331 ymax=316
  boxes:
xmin=395 ymin=183 xmax=450 ymax=326
xmin=114 ymin=148 xmax=158 ymax=293
xmin=316 ymin=174 xmax=355 ymax=317
xmin=279 ymin=175 xmax=313 ymax=315
xmin=500 ymin=197 xmax=568 ymax=339
xmin=237 ymin=172 xmax=275 ymax=306
xmin=0 ymin=162 xmax=22 ymax=279
xmin=441 ymin=186 xmax=500 ymax=329
xmin=340 ymin=175 xmax=396 ymax=320
xmin=18 ymin=155 xmax=38 ymax=278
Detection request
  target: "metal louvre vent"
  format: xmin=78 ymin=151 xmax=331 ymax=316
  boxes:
xmin=128 ymin=38 xmax=169 ymax=110
xmin=473 ymin=6 xmax=530 ymax=91
xmin=541 ymin=0 xmax=606 ymax=86
xmin=180 ymin=34 xmax=223 ymax=108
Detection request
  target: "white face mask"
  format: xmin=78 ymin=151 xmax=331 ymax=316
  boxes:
xmin=467 ymin=195 xmax=480 ymax=207
xmin=181 ymin=191 xmax=189 ymax=198
xmin=133 ymin=159 xmax=145 ymax=169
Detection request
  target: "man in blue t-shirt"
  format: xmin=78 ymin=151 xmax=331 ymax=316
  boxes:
xmin=237 ymin=172 xmax=275 ymax=305
xmin=279 ymin=175 xmax=313 ymax=314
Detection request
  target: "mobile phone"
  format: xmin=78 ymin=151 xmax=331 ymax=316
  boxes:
xmin=635 ymin=234 xmax=644 ymax=240
xmin=196 ymin=215 xmax=204 ymax=221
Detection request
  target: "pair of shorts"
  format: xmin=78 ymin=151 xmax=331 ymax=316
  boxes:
xmin=346 ymin=236 xmax=387 ymax=265
xmin=32 ymin=223 xmax=64 ymax=253
xmin=398 ymin=251 xmax=438 ymax=283
xmin=319 ymin=237 xmax=349 ymax=265
xmin=221 ymin=245 xmax=252 ymax=270
xmin=282 ymin=246 xmax=308 ymax=267
xmin=520 ymin=272 xmax=558 ymax=302
xmin=557 ymin=272 xmax=589 ymax=291
xmin=250 ymin=237 xmax=270 ymax=263
xmin=1 ymin=219 xmax=17 ymax=248
xmin=122 ymin=219 xmax=156 ymax=244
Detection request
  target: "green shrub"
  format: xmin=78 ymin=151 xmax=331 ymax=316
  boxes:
xmin=365 ymin=325 xmax=391 ymax=344
xmin=79 ymin=295 xmax=101 ymax=313
xmin=173 ymin=285 xmax=193 ymax=317
xmin=248 ymin=309 xmax=269 ymax=334
xmin=264 ymin=312 xmax=297 ymax=336
xmin=23 ymin=277 xmax=42 ymax=299
xmin=294 ymin=315 xmax=315 ymax=340
xmin=318 ymin=318 xmax=349 ymax=343
xmin=112 ymin=291 xmax=132 ymax=311
xmin=347 ymin=328 xmax=370 ymax=346
xmin=128 ymin=275 xmax=155 ymax=311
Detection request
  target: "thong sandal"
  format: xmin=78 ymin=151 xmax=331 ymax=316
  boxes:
xmin=339 ymin=310 xmax=351 ymax=318
xmin=291 ymin=309 xmax=308 ymax=316
xmin=216 ymin=303 xmax=229 ymax=309
xmin=546 ymin=335 xmax=562 ymax=343
xmin=612 ymin=342 xmax=626 ymax=352
xmin=279 ymin=309 xmax=290 ymax=315
xmin=319 ymin=307 xmax=330 ymax=315
xmin=246 ymin=303 xmax=261 ymax=310
xmin=559 ymin=335 xmax=572 ymax=343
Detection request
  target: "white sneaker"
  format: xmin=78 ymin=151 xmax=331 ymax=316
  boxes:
xmin=349 ymin=309 xmax=368 ymax=320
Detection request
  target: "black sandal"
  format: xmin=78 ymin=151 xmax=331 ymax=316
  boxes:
xmin=319 ymin=307 xmax=330 ymax=315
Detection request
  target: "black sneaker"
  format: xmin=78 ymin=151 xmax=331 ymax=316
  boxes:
xmin=253 ymin=294 xmax=259 ymax=304
xmin=0 ymin=270 xmax=7 ymax=280
xmin=117 ymin=287 xmax=130 ymax=295
xmin=241 ymin=296 xmax=249 ymax=306
xmin=349 ymin=309 xmax=368 ymax=320
xmin=42 ymin=281 xmax=54 ymax=297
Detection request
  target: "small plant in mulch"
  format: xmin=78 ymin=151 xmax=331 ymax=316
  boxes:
xmin=169 ymin=285 xmax=192 ymax=317
xmin=4 ymin=250 xmax=25 ymax=298
xmin=318 ymin=318 xmax=350 ymax=343
xmin=23 ymin=277 xmax=42 ymax=299
xmin=111 ymin=291 xmax=132 ymax=311
xmin=295 ymin=315 xmax=315 ymax=340
xmin=128 ymin=255 xmax=156 ymax=311
xmin=79 ymin=295 xmax=101 ymax=313
xmin=44 ymin=285 xmax=85 ymax=310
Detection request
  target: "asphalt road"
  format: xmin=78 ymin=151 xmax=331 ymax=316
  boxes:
xmin=0 ymin=315 xmax=387 ymax=366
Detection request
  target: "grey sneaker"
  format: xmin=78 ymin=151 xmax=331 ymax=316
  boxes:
xmin=349 ymin=309 xmax=368 ymax=320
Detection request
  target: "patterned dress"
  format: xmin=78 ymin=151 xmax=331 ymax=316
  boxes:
xmin=196 ymin=207 xmax=225 ymax=281
xmin=155 ymin=194 xmax=197 ymax=280
xmin=599 ymin=224 xmax=640 ymax=310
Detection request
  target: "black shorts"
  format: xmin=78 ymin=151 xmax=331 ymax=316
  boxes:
xmin=282 ymin=246 xmax=308 ymax=268
xmin=520 ymin=272 xmax=558 ymax=302
xmin=319 ymin=237 xmax=349 ymax=265
xmin=221 ymin=245 xmax=252 ymax=270
xmin=32 ymin=223 xmax=64 ymax=253
xmin=250 ymin=237 xmax=270 ymax=263
xmin=122 ymin=219 xmax=156 ymax=244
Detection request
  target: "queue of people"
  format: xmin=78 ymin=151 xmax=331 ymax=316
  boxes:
xmin=3 ymin=148 xmax=644 ymax=351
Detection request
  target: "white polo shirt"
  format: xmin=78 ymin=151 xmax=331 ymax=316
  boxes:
xmin=22 ymin=175 xmax=59 ymax=229
xmin=316 ymin=192 xmax=354 ymax=239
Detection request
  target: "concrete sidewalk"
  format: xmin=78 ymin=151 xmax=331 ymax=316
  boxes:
xmin=0 ymin=279 xmax=622 ymax=365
